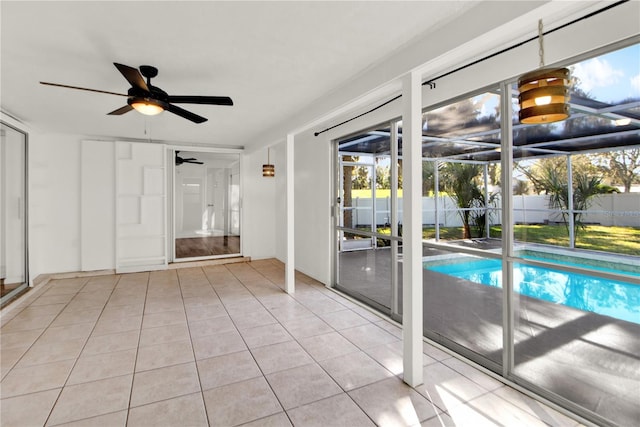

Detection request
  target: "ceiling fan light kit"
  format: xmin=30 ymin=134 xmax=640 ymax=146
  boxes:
xmin=129 ymin=97 xmax=165 ymax=116
xmin=40 ymin=62 xmax=233 ymax=123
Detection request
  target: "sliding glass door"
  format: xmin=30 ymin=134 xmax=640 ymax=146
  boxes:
xmin=173 ymin=150 xmax=241 ymax=260
xmin=331 ymin=41 xmax=640 ymax=427
xmin=1 ymin=122 xmax=28 ymax=306
xmin=335 ymin=123 xmax=402 ymax=319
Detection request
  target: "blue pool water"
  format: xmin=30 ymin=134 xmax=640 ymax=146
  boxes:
xmin=426 ymin=257 xmax=640 ymax=324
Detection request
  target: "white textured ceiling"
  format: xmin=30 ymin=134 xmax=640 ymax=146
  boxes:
xmin=1 ymin=1 xmax=477 ymax=149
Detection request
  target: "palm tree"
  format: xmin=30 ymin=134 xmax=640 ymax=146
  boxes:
xmin=442 ymin=163 xmax=484 ymax=239
xmin=518 ymin=161 xmax=618 ymax=239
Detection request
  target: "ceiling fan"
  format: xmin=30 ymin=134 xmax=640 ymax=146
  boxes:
xmin=40 ymin=63 xmax=233 ymax=123
xmin=176 ymin=151 xmax=204 ymax=166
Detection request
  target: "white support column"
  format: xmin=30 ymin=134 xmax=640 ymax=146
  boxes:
xmin=434 ymin=160 xmax=440 ymax=241
xmin=500 ymin=81 xmax=514 ymax=376
xmin=484 ymin=163 xmax=490 ymax=239
xmin=567 ymin=155 xmax=575 ymax=249
xmin=390 ymin=121 xmax=399 ymax=317
xmin=401 ymin=71 xmax=423 ymax=387
xmin=285 ymin=133 xmax=295 ymax=294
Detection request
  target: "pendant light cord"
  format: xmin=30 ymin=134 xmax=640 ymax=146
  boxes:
xmin=538 ymin=20 xmax=545 ymax=68
xmin=313 ymin=0 xmax=628 ymax=137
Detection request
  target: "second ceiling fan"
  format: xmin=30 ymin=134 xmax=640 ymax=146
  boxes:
xmin=41 ymin=63 xmax=233 ymax=123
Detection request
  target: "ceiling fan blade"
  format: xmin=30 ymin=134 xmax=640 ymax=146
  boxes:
xmin=168 ymin=95 xmax=233 ymax=106
xmin=113 ymin=62 xmax=149 ymax=92
xmin=107 ymin=105 xmax=134 ymax=115
xmin=165 ymin=103 xmax=207 ymax=123
xmin=40 ymin=82 xmax=127 ymax=97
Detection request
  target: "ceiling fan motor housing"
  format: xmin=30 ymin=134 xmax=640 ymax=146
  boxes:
xmin=139 ymin=65 xmax=158 ymax=79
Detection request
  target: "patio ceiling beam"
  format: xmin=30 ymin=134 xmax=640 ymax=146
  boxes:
xmin=522 ymin=128 xmax=640 ymax=151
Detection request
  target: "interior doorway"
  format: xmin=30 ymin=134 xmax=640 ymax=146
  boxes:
xmin=173 ymin=150 xmax=241 ymax=260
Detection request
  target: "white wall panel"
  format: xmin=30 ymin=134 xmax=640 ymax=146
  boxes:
xmin=80 ymin=140 xmax=115 ymax=271
xmin=28 ymin=132 xmax=83 ymax=277
xmin=115 ymin=141 xmax=166 ymax=273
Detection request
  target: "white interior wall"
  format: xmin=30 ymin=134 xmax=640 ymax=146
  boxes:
xmin=80 ymin=139 xmax=115 ymax=271
xmin=22 ymin=133 xmax=278 ymax=279
xmin=241 ymin=147 xmax=277 ymax=260
xmin=292 ymin=131 xmax=332 ymax=285
xmin=29 ymin=132 xmax=84 ymax=279
xmin=0 ymin=129 xmax=4 ymax=279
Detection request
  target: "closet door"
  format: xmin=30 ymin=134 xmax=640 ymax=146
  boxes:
xmin=115 ymin=141 xmax=167 ymax=273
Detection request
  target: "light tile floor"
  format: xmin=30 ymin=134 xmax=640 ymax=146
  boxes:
xmin=1 ymin=259 xmax=582 ymax=426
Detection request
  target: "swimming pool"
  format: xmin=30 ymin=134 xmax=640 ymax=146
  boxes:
xmin=425 ymin=257 xmax=640 ymax=324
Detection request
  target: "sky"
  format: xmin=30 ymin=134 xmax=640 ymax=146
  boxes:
xmin=572 ymin=43 xmax=640 ymax=103
xmin=472 ymin=43 xmax=640 ymax=118
xmin=573 ymin=44 xmax=640 ymax=103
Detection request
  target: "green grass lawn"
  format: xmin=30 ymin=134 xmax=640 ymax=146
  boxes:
xmin=374 ymin=224 xmax=640 ymax=256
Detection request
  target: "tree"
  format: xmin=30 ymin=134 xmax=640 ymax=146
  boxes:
xmin=352 ymin=165 xmax=370 ymax=190
xmin=591 ymin=149 xmax=640 ymax=192
xmin=517 ymin=158 xmax=618 ymax=239
xmin=441 ymin=163 xmax=484 ymax=239
xmin=422 ymin=161 xmax=438 ymax=196
xmin=342 ymin=156 xmax=355 ymax=229
xmin=376 ymin=165 xmax=390 ymax=189
xmin=513 ymin=179 xmax=529 ymax=195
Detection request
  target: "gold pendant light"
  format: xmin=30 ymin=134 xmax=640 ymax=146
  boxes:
xmin=262 ymin=147 xmax=275 ymax=177
xmin=518 ymin=20 xmax=571 ymax=124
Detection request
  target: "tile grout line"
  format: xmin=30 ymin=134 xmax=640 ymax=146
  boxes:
xmin=227 ymin=262 xmax=381 ymax=424
xmin=2 ymin=277 xmax=92 ymax=375
xmin=123 ymin=271 xmax=150 ymax=427
xmin=179 ymin=262 xmax=444 ymax=424
xmin=240 ymin=261 xmax=449 ymax=424
xmin=177 ymin=267 xmax=214 ymax=426
xmin=42 ymin=275 xmax=122 ymax=427
xmin=205 ymin=266 xmax=293 ymax=425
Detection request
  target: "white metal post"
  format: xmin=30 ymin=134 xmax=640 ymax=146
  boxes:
xmin=484 ymin=163 xmax=490 ymax=239
xmin=371 ymin=163 xmax=377 ymax=248
xmin=567 ymin=155 xmax=575 ymax=249
xmin=401 ymin=71 xmax=423 ymax=387
xmin=390 ymin=121 xmax=399 ymax=317
xmin=500 ymin=82 xmax=514 ymax=376
xmin=434 ymin=160 xmax=440 ymax=241
xmin=285 ymin=134 xmax=295 ymax=294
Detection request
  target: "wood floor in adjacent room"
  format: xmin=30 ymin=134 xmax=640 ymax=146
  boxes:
xmin=1 ymin=279 xmax=24 ymax=298
xmin=175 ymin=236 xmax=240 ymax=259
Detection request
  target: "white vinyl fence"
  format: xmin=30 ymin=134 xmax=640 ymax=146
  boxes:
xmin=349 ymin=193 xmax=640 ymax=228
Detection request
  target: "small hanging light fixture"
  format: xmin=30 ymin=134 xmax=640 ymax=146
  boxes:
xmin=262 ymin=147 xmax=275 ymax=177
xmin=518 ymin=19 xmax=571 ymax=124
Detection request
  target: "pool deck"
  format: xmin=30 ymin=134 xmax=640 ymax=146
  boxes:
xmin=337 ymin=242 xmax=640 ymax=426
